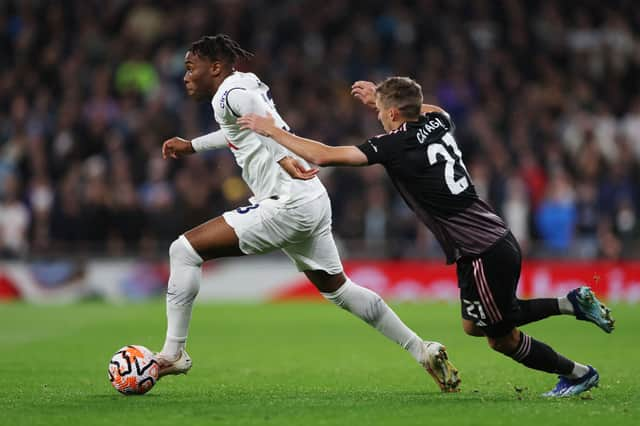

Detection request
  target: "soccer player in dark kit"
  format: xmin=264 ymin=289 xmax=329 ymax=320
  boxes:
xmin=238 ymin=77 xmax=615 ymax=397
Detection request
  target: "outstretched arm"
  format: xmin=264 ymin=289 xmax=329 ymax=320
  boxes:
xmin=191 ymin=130 xmax=229 ymax=152
xmin=238 ymin=114 xmax=368 ymax=167
xmin=162 ymin=130 xmax=229 ymax=159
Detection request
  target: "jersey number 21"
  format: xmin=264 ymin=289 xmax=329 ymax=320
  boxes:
xmin=427 ymin=134 xmax=470 ymax=195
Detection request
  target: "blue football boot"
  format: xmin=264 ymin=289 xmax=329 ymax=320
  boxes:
xmin=567 ymin=286 xmax=615 ymax=333
xmin=543 ymin=366 xmax=600 ymax=397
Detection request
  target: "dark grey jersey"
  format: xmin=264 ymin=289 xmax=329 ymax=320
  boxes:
xmin=357 ymin=112 xmax=508 ymax=264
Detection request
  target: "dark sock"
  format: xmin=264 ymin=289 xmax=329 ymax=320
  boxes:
xmin=513 ymin=299 xmax=561 ymax=326
xmin=508 ymin=332 xmax=574 ymax=375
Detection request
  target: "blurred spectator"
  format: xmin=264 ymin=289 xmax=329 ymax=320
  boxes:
xmin=1 ymin=0 xmax=640 ymax=259
xmin=502 ymin=174 xmax=530 ymax=254
xmin=621 ymin=97 xmax=640 ymax=160
xmin=0 ymin=173 xmax=30 ymax=257
xmin=535 ymin=170 xmax=576 ymax=254
xmin=574 ymin=182 xmax=600 ymax=258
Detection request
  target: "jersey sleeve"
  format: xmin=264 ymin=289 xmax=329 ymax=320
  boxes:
xmin=356 ymin=135 xmax=392 ymax=165
xmin=225 ymin=89 xmax=291 ymax=162
xmin=191 ymin=130 xmax=227 ymax=152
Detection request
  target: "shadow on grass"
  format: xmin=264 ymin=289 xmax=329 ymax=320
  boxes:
xmin=86 ymin=388 xmax=538 ymax=404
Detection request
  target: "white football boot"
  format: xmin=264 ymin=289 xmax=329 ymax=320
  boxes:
xmin=420 ymin=341 xmax=461 ymax=392
xmin=154 ymin=349 xmax=192 ymax=378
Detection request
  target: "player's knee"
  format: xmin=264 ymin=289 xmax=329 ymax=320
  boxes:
xmin=169 ymin=236 xmax=203 ymax=267
xmin=322 ymin=279 xmax=385 ymax=325
xmin=487 ymin=332 xmax=519 ymax=354
xmin=463 ymin=323 xmax=484 ymax=337
xmin=306 ymin=270 xmax=346 ymax=293
xmin=167 ymin=236 xmax=203 ymax=305
xmin=462 ymin=319 xmax=484 ymax=336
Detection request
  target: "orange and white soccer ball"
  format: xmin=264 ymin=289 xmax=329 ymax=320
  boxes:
xmin=108 ymin=345 xmax=159 ymax=395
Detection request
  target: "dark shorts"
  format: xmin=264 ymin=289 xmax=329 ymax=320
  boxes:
xmin=457 ymin=232 xmax=522 ymax=338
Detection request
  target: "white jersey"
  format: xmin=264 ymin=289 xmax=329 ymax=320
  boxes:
xmin=211 ymin=71 xmax=326 ymax=206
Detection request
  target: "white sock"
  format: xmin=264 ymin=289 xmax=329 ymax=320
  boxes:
xmin=160 ymin=235 xmax=203 ymax=358
xmin=557 ymin=296 xmax=574 ymax=315
xmin=322 ymin=278 xmax=423 ymax=362
xmin=566 ymin=362 xmax=590 ymax=379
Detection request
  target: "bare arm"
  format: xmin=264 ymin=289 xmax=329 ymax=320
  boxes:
xmin=237 ymin=114 xmax=368 ymax=167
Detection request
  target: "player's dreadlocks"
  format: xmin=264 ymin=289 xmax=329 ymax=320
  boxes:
xmin=189 ymin=34 xmax=254 ymax=65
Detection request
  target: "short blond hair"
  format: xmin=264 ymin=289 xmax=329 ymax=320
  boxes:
xmin=375 ymin=77 xmax=423 ymax=119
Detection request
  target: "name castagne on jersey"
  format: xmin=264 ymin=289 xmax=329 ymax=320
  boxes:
xmin=416 ymin=116 xmax=448 ymax=144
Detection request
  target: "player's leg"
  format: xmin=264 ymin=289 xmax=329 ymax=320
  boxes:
xmin=283 ymin=195 xmax=425 ymax=365
xmin=462 ymin=233 xmax=598 ymax=396
xmin=511 ymin=289 xmax=614 ymax=332
xmin=303 ymin=268 xmax=459 ymax=391
xmin=304 ymin=269 xmax=425 ymax=361
xmin=462 ymin=319 xmax=484 ymax=337
xmin=493 ymin=234 xmax=614 ymax=331
xmin=282 ymin=196 xmax=459 ymax=391
xmin=458 ymin=234 xmax=560 ymax=328
xmin=184 ymin=216 xmax=245 ymax=259
xmin=485 ymin=327 xmax=587 ymax=377
xmin=510 ymin=298 xmax=561 ymax=326
xmin=157 ymin=215 xmax=245 ymax=376
xmin=486 ymin=327 xmax=598 ymax=397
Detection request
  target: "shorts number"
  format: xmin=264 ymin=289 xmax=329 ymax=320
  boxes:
xmin=463 ymin=299 xmax=487 ymax=326
xmin=427 ymin=134 xmax=469 ymax=195
xmin=236 ymin=203 xmax=260 ymax=214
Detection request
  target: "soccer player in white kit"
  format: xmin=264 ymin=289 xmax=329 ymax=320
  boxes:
xmin=156 ymin=34 xmax=460 ymax=392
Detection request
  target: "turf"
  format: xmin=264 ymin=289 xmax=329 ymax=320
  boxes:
xmin=0 ymin=301 xmax=638 ymax=426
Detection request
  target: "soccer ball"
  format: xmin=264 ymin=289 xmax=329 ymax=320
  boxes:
xmin=108 ymin=345 xmax=159 ymax=395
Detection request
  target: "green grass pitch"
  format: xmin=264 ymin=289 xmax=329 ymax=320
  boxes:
xmin=1 ymin=301 xmax=638 ymax=425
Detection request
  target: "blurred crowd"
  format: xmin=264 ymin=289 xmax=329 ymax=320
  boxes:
xmin=1 ymin=0 xmax=639 ymax=260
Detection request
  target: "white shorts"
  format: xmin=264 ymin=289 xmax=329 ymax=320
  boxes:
xmin=222 ymin=194 xmax=343 ymax=274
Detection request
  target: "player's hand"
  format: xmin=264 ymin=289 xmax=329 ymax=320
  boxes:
xmin=162 ymin=137 xmax=195 ymax=159
xmin=278 ymin=156 xmax=319 ymax=180
xmin=238 ymin=113 xmax=277 ymax=137
xmin=351 ymin=80 xmax=377 ymax=109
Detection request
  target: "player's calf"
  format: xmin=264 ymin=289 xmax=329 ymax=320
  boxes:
xmin=486 ymin=329 xmax=520 ymax=354
xmin=161 ymin=235 xmax=204 ymax=358
xmin=322 ymin=278 xmax=461 ymax=392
